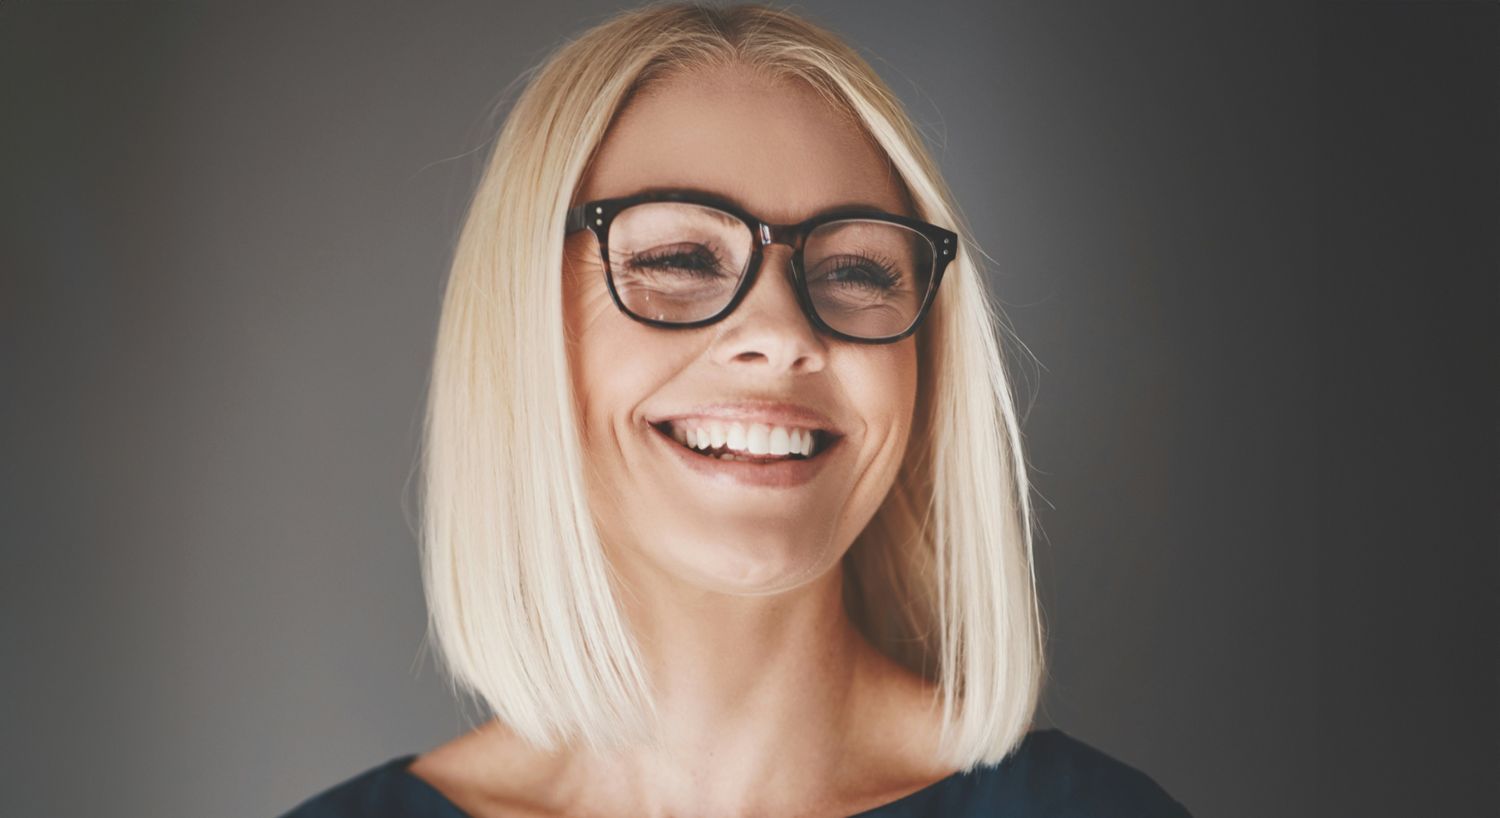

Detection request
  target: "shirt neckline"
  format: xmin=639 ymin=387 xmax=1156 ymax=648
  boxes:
xmin=390 ymin=753 xmax=989 ymax=818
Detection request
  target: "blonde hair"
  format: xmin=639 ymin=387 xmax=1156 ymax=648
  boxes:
xmin=419 ymin=1 xmax=1044 ymax=769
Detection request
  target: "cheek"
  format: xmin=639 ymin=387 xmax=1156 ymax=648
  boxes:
xmin=566 ymin=279 xmax=630 ymax=444
xmin=853 ymin=342 xmax=918 ymax=436
xmin=845 ymin=341 xmax=919 ymax=494
xmin=563 ymin=261 xmax=689 ymax=445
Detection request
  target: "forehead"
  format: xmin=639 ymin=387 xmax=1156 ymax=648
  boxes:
xmin=576 ymin=65 xmax=911 ymax=223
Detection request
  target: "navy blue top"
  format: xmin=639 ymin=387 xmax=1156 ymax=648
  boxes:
xmin=278 ymin=727 xmax=1192 ymax=817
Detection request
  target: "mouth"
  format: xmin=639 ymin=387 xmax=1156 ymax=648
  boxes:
xmin=648 ymin=419 xmax=840 ymax=464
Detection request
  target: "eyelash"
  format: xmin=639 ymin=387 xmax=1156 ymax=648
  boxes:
xmin=820 ymin=253 xmax=903 ymax=290
xmin=628 ymin=245 xmax=731 ymax=278
xmin=624 ymin=246 xmax=904 ymax=291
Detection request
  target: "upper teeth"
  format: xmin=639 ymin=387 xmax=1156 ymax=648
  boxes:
xmin=666 ymin=420 xmax=820 ymax=457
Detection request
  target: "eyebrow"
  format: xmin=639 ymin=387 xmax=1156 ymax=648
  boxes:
xmin=622 ymin=184 xmax=905 ymax=223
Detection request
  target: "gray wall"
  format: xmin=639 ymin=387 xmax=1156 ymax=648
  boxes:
xmin=2 ymin=2 xmax=1494 ymax=817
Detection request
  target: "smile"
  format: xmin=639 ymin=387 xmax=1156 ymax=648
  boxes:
xmin=651 ymin=419 xmax=828 ymax=462
xmin=646 ymin=418 xmax=842 ymax=489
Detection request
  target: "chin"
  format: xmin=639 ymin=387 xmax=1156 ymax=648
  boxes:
xmin=649 ymin=526 xmax=841 ymax=596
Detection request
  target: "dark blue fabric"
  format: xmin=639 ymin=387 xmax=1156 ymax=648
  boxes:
xmin=278 ymin=727 xmax=1193 ymax=817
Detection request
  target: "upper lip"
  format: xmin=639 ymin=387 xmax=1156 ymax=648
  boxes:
xmin=646 ymin=400 xmax=843 ymax=435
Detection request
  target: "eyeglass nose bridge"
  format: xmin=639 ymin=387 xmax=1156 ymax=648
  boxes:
xmin=755 ymin=221 xmax=807 ymax=251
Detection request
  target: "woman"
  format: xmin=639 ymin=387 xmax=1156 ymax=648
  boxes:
xmin=282 ymin=3 xmax=1192 ymax=816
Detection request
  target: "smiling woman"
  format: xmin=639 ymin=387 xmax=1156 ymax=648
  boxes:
xmin=281 ymin=2 xmax=1190 ymax=816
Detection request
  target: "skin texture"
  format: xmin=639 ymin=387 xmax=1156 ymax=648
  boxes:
xmin=409 ymin=64 xmax=956 ymax=818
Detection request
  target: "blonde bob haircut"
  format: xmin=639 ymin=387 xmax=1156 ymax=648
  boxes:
xmin=420 ymin=0 xmax=1045 ymax=770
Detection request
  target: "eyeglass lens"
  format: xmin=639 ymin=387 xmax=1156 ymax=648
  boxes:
xmin=605 ymin=202 xmax=935 ymax=339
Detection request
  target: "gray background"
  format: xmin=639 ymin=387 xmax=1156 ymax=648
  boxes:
xmin=2 ymin=2 xmax=1495 ymax=817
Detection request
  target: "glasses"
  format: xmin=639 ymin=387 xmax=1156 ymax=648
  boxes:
xmin=564 ymin=189 xmax=957 ymax=344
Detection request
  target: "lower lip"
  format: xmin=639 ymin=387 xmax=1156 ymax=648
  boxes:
xmin=647 ymin=423 xmax=839 ymax=489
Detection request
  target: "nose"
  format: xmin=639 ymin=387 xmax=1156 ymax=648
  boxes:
xmin=708 ymin=246 xmax=827 ymax=374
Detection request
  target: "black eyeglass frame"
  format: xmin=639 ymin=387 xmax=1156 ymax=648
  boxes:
xmin=564 ymin=190 xmax=957 ymax=344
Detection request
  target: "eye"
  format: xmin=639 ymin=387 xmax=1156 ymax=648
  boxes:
xmin=816 ymin=254 xmax=903 ymax=290
xmin=626 ymin=243 xmax=732 ymax=279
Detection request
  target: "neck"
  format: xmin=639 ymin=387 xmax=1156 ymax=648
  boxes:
xmin=585 ymin=551 xmax=889 ymax=816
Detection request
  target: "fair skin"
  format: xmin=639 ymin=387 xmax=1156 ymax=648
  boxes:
xmin=409 ymin=64 xmax=957 ymax=818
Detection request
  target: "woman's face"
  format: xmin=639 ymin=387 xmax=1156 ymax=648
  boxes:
xmin=564 ymin=66 xmax=918 ymax=595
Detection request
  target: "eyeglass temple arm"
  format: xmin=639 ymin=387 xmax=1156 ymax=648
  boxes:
xmin=564 ymin=205 xmax=588 ymax=233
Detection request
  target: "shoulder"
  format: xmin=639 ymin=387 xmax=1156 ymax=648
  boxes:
xmin=276 ymin=754 xmax=461 ymax=818
xmin=945 ymin=728 xmax=1194 ymax=817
